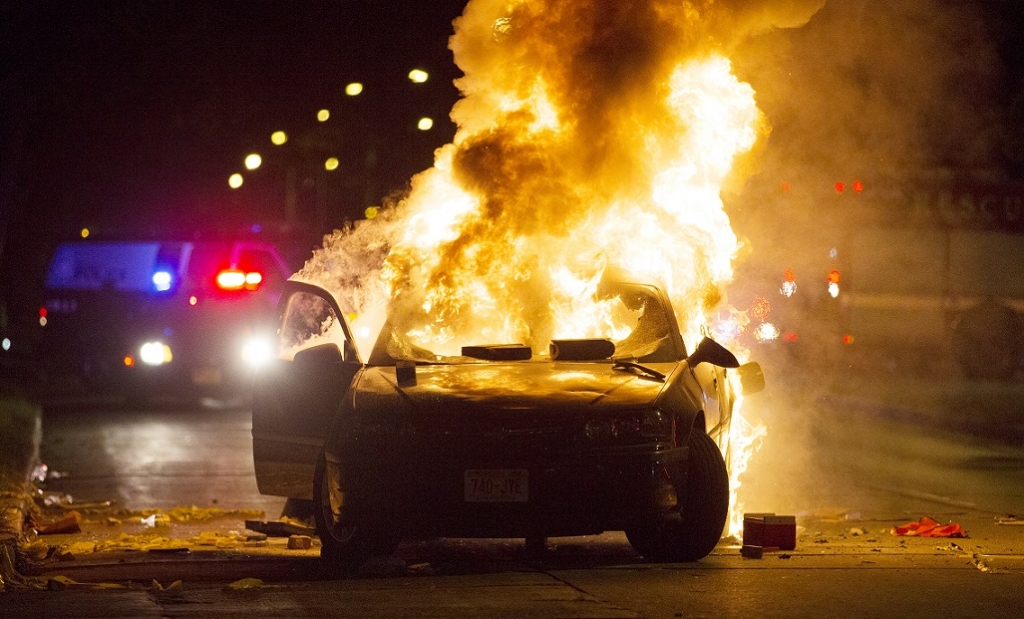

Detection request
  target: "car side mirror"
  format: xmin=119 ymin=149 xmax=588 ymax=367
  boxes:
xmin=736 ymin=362 xmax=765 ymax=396
xmin=686 ymin=337 xmax=740 ymax=369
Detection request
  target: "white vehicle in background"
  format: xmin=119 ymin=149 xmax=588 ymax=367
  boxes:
xmin=37 ymin=236 xmax=293 ymax=403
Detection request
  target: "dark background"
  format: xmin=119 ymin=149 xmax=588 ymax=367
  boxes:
xmin=2 ymin=0 xmax=1024 ymax=364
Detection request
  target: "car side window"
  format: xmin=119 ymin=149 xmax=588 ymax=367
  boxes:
xmin=278 ymin=290 xmax=351 ymax=361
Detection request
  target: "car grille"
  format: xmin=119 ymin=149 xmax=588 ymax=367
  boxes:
xmin=361 ymin=410 xmax=576 ymax=459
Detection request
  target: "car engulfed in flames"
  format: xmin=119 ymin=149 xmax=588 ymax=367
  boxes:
xmin=252 ymin=277 xmax=764 ymax=566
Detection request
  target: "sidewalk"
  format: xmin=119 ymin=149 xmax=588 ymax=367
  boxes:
xmin=0 ymin=390 xmax=42 ymax=591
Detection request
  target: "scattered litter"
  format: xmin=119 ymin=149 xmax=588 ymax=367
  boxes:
xmin=287 ymin=535 xmax=312 ymax=550
xmin=105 ymin=516 xmax=121 ymax=526
xmin=141 ymin=514 xmax=170 ymax=528
xmin=890 ymin=516 xmax=967 ymax=538
xmin=740 ymin=545 xmax=777 ymax=559
xmin=42 ymin=494 xmax=74 ymax=508
xmin=151 ymin=580 xmax=184 ymax=594
xmin=995 ymin=515 xmax=1023 ymax=526
xmin=65 ymin=541 xmax=96 ymax=556
xmin=245 ymin=517 xmax=315 ymax=538
xmin=224 ymin=578 xmax=264 ymax=591
xmin=778 ymin=553 xmax=791 ymax=560
xmin=31 ymin=464 xmax=48 ymax=483
xmin=972 ymin=553 xmax=991 ymax=573
xmin=36 ymin=510 xmax=82 ymax=535
xmin=848 ymin=527 xmax=866 ymax=537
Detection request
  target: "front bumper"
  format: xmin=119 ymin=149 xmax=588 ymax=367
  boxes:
xmin=338 ymin=443 xmax=691 ymax=539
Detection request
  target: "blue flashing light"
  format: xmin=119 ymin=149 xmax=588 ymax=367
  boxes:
xmin=152 ymin=270 xmax=173 ymax=292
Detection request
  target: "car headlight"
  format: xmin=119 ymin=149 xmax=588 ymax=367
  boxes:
xmin=582 ymin=409 xmax=672 ymax=445
xmin=139 ymin=341 xmax=173 ymax=366
xmin=241 ymin=335 xmax=274 ymax=367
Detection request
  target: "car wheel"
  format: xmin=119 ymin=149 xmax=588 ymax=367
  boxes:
xmin=625 ymin=430 xmax=729 ymax=562
xmin=313 ymin=454 xmax=397 ymax=568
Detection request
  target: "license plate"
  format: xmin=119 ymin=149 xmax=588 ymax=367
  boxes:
xmin=192 ymin=366 xmax=223 ymax=386
xmin=464 ymin=469 xmax=528 ymax=502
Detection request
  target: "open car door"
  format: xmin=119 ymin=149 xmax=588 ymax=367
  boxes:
xmin=251 ymin=281 xmax=362 ymax=500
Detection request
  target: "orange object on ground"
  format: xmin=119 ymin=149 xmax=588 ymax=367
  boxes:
xmin=35 ymin=510 xmax=83 ymax=535
xmin=891 ymin=516 xmax=967 ymax=538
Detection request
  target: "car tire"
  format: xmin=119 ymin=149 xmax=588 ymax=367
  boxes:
xmin=625 ymin=430 xmax=729 ymax=562
xmin=313 ymin=454 xmax=397 ymax=569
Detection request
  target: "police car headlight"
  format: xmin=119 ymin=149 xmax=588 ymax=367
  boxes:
xmin=139 ymin=341 xmax=173 ymax=366
xmin=241 ymin=336 xmax=274 ymax=367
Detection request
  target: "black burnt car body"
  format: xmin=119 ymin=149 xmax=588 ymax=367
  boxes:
xmin=252 ymin=279 xmax=764 ymax=565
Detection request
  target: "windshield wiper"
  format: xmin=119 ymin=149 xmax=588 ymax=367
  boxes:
xmin=611 ymin=360 xmax=666 ymax=382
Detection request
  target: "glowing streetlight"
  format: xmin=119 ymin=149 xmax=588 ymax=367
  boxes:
xmin=417 ymin=117 xmax=434 ymax=131
xmin=317 ymin=109 xmax=330 ymax=122
xmin=345 ymin=82 xmax=363 ymax=96
xmin=244 ymin=153 xmax=262 ymax=170
xmin=324 ymin=157 xmax=339 ymax=171
xmin=271 ymin=131 xmax=288 ymax=145
xmin=228 ymin=173 xmax=244 ymax=189
xmin=80 ymin=228 xmax=90 ymax=239
xmin=408 ymin=69 xmax=429 ymax=84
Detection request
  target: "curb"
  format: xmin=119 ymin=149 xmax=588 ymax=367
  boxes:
xmin=0 ymin=398 xmax=42 ymax=591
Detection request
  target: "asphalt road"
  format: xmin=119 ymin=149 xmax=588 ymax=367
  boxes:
xmin=6 ymin=383 xmax=1023 ymax=618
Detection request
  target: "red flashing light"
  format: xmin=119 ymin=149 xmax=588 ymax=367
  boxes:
xmin=828 ymin=270 xmax=841 ymax=284
xmin=123 ymin=355 xmax=135 ymax=367
xmin=781 ymin=182 xmax=791 ymax=193
xmin=842 ymin=334 xmax=855 ymax=345
xmin=853 ymin=180 xmax=864 ymax=193
xmin=782 ymin=331 xmax=799 ymax=342
xmin=784 ymin=268 xmax=796 ymax=282
xmin=835 ymin=181 xmax=845 ymax=193
xmin=39 ymin=307 xmax=48 ymax=318
xmin=216 ymin=269 xmax=263 ymax=291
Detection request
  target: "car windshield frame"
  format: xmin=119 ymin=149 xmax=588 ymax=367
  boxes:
xmin=366 ymin=281 xmax=687 ymax=366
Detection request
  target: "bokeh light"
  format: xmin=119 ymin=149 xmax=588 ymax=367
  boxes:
xmin=244 ymin=154 xmax=262 ymax=170
xmin=228 ymin=173 xmax=244 ymax=189
xmin=324 ymin=157 xmax=340 ymax=171
xmin=417 ymin=117 xmax=434 ymax=131
xmin=345 ymin=82 xmax=363 ymax=96
xmin=317 ymin=109 xmax=330 ymax=122
xmin=408 ymin=69 xmax=429 ymax=84
xmin=271 ymin=131 xmax=288 ymax=145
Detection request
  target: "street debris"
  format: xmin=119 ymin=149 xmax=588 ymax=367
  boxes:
xmin=141 ymin=513 xmax=170 ymax=528
xmin=995 ymin=514 xmax=1023 ymax=526
xmin=891 ymin=516 xmax=967 ymax=538
xmin=286 ymin=535 xmax=312 ymax=550
xmin=971 ymin=553 xmax=991 ymax=573
xmin=245 ymin=517 xmax=315 ymax=538
xmin=224 ymin=577 xmax=264 ymax=591
xmin=740 ymin=545 xmax=776 ymax=559
xmin=33 ymin=511 xmax=82 ymax=535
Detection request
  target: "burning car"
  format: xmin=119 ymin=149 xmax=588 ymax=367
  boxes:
xmin=251 ymin=276 xmax=764 ymax=565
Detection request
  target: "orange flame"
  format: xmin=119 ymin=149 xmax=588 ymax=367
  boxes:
xmin=299 ymin=0 xmax=825 ymax=533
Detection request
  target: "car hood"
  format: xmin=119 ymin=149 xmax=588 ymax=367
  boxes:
xmin=354 ymin=362 xmax=677 ymax=414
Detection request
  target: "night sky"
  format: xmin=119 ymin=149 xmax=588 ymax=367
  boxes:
xmin=2 ymin=0 xmax=1023 ymax=339
xmin=2 ymin=1 xmax=468 ymax=295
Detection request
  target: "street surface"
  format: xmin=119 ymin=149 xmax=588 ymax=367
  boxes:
xmin=4 ymin=379 xmax=1023 ymax=618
